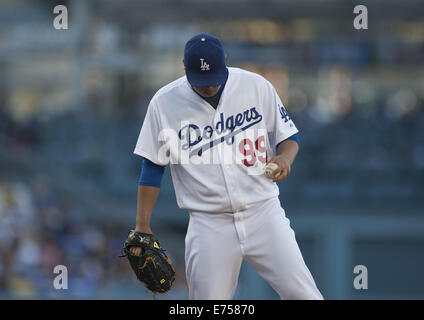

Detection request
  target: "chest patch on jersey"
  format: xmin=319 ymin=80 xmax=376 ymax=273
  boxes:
xmin=178 ymin=107 xmax=263 ymax=157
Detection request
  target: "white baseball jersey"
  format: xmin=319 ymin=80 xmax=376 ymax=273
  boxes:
xmin=134 ymin=67 xmax=298 ymax=213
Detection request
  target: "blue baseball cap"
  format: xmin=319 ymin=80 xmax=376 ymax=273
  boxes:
xmin=184 ymin=33 xmax=227 ymax=87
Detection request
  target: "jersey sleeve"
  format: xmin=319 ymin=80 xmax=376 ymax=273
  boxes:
xmin=263 ymin=81 xmax=299 ymax=150
xmin=134 ymin=100 xmax=170 ymax=166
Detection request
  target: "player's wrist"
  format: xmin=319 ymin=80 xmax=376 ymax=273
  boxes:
xmin=274 ymin=154 xmax=292 ymax=168
xmin=135 ymin=225 xmax=152 ymax=234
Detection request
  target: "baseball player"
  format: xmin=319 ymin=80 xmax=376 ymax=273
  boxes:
xmin=129 ymin=33 xmax=323 ymax=300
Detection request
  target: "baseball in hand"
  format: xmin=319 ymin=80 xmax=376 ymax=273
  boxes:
xmin=264 ymin=163 xmax=280 ymax=179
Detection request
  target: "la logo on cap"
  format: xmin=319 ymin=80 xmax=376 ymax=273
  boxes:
xmin=200 ymin=58 xmax=210 ymax=71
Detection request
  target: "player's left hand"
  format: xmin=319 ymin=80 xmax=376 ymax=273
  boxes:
xmin=120 ymin=230 xmax=176 ymax=294
xmin=267 ymin=155 xmax=291 ymax=182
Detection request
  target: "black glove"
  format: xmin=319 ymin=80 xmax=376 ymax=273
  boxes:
xmin=120 ymin=230 xmax=176 ymax=294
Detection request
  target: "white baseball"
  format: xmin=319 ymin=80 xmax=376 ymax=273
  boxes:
xmin=264 ymin=163 xmax=280 ymax=179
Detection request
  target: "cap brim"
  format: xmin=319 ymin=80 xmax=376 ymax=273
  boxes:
xmin=186 ymin=70 xmax=227 ymax=87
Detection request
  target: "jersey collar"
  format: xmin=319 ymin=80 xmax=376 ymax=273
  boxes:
xmin=189 ymin=67 xmax=229 ymax=103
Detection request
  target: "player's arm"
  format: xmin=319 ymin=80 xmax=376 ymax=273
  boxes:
xmin=135 ymin=157 xmax=165 ymax=233
xmin=267 ymin=133 xmax=300 ymax=182
xmin=135 ymin=185 xmax=160 ymax=234
xmin=131 ymin=158 xmax=165 ymax=255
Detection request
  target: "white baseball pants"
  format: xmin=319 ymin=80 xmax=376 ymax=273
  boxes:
xmin=184 ymin=197 xmax=323 ymax=300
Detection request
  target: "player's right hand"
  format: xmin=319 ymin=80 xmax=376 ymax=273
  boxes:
xmin=266 ymin=155 xmax=292 ymax=182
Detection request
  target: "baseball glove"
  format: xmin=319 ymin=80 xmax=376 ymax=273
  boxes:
xmin=120 ymin=230 xmax=176 ymax=294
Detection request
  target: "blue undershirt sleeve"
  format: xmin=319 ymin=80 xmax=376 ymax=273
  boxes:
xmin=138 ymin=157 xmax=166 ymax=188
xmin=276 ymin=133 xmax=300 ymax=152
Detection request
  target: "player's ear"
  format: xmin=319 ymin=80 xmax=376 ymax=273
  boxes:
xmin=182 ymin=59 xmax=186 ymax=71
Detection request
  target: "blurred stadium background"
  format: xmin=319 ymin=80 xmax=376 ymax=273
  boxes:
xmin=0 ymin=0 xmax=424 ymax=299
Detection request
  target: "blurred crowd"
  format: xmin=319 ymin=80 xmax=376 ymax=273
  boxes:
xmin=0 ymin=174 xmax=187 ymax=299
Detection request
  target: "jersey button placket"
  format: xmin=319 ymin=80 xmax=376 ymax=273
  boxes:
xmin=213 ymin=113 xmax=237 ymax=213
xmin=224 ymin=162 xmax=243 ymax=212
xmin=220 ymin=157 xmax=237 ymax=212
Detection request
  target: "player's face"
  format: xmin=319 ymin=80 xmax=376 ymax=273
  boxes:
xmin=192 ymin=85 xmax=221 ymax=98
